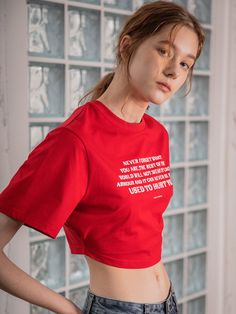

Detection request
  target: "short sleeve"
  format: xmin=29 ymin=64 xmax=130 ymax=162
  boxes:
xmin=0 ymin=127 xmax=88 ymax=239
xmin=165 ymin=127 xmax=171 ymax=165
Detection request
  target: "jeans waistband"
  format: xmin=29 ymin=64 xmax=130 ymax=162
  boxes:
xmin=84 ymin=279 xmax=175 ymax=313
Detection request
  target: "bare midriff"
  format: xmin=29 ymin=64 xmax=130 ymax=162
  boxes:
xmin=85 ymin=255 xmax=171 ymax=304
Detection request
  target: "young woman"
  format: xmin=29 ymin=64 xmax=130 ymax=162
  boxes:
xmin=0 ymin=1 xmax=205 ymax=313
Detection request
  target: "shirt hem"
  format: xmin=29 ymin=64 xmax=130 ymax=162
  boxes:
xmin=69 ymin=245 xmax=162 ymax=269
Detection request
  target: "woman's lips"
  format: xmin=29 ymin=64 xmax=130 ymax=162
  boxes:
xmin=156 ymin=82 xmax=171 ymax=92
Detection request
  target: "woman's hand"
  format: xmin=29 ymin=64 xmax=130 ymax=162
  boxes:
xmin=60 ymin=299 xmax=84 ymax=314
xmin=68 ymin=304 xmax=83 ymax=314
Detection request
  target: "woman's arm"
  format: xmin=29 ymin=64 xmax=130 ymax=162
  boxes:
xmin=0 ymin=212 xmax=82 ymax=314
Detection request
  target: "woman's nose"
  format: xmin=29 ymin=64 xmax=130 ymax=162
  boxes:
xmin=163 ymin=60 xmax=180 ymax=79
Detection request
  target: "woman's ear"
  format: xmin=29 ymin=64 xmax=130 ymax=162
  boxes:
xmin=119 ymin=35 xmax=132 ymax=60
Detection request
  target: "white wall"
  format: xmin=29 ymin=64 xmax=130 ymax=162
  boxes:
xmin=0 ymin=0 xmax=30 ymax=313
xmin=224 ymin=0 xmax=236 ymax=311
xmin=206 ymin=1 xmax=236 ymax=313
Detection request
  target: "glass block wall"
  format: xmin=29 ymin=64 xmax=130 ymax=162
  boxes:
xmin=158 ymin=1 xmax=211 ymax=314
xmin=26 ymin=0 xmax=211 ymax=313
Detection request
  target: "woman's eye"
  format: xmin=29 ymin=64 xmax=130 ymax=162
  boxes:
xmin=181 ymin=62 xmax=190 ymax=70
xmin=158 ymin=48 xmax=168 ymax=56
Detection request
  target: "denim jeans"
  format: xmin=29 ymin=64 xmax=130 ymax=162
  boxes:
xmin=82 ymin=280 xmax=179 ymax=314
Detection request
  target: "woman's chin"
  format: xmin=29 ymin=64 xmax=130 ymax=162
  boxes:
xmin=149 ymin=96 xmax=169 ymax=105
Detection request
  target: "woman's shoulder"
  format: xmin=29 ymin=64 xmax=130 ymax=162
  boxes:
xmin=143 ymin=112 xmax=169 ymax=135
xmin=55 ymin=101 xmax=93 ymax=137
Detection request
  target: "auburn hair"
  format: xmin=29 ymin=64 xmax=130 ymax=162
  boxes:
xmin=78 ymin=0 xmax=205 ymax=106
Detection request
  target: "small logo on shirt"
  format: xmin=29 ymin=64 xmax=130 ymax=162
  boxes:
xmin=153 ymin=195 xmax=163 ymax=199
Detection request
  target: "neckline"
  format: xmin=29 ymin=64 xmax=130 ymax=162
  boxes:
xmin=92 ymin=100 xmax=146 ymax=131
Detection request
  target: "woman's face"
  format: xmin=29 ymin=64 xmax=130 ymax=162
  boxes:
xmin=124 ymin=24 xmax=199 ymax=105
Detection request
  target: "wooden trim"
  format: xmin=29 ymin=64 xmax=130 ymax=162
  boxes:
xmin=224 ymin=0 xmax=236 ymax=312
xmin=0 ymin=0 xmax=9 ymax=310
xmin=0 ymin=0 xmax=30 ymax=313
xmin=206 ymin=0 xmax=231 ymax=313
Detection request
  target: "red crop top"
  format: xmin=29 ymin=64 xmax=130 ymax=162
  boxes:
xmin=0 ymin=100 xmax=173 ymax=268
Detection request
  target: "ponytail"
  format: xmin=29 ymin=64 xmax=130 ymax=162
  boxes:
xmin=78 ymin=71 xmax=115 ymax=106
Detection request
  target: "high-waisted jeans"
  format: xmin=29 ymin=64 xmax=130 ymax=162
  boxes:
xmin=82 ymin=280 xmax=179 ymax=313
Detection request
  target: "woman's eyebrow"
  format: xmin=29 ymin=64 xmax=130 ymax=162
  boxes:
xmin=158 ymin=40 xmax=196 ymax=61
